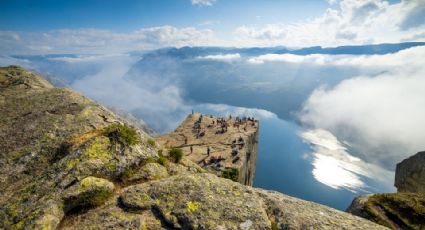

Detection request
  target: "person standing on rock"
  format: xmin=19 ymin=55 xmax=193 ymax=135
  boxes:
xmin=190 ymin=146 xmax=193 ymax=154
xmin=207 ymin=146 xmax=210 ymax=156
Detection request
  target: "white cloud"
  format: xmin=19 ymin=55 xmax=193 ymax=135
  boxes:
xmin=1 ymin=1 xmax=424 ymax=53
xmin=191 ymin=0 xmax=216 ymax=6
xmin=197 ymin=103 xmax=276 ymax=119
xmin=235 ymin=0 xmax=425 ymax=47
xmin=0 ymin=55 xmax=31 ymax=68
xmin=247 ymin=46 xmax=425 ymax=65
xmin=299 ymin=46 xmax=425 ymax=169
xmin=197 ymin=53 xmax=241 ymax=62
xmin=0 ymin=26 xmax=216 ymax=55
xmin=67 ymin=54 xmax=191 ymax=133
xmin=301 ymin=129 xmax=394 ymax=191
xmin=326 ymin=0 xmax=339 ymax=5
xmin=247 ymin=53 xmax=328 ymax=64
xmin=48 ymin=54 xmax=129 ymax=63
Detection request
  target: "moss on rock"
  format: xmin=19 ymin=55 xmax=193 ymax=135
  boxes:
xmin=121 ymin=162 xmax=169 ymax=183
xmin=63 ymin=176 xmax=115 ymax=211
xmin=362 ymin=193 xmax=425 ymax=229
xmin=82 ymin=136 xmax=112 ymax=161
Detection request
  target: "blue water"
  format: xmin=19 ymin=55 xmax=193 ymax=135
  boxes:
xmin=253 ymin=116 xmax=358 ymax=210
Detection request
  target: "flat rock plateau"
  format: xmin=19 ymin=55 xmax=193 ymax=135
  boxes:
xmin=156 ymin=112 xmax=258 ymax=185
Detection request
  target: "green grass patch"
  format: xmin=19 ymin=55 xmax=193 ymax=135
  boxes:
xmin=364 ymin=193 xmax=425 ymax=229
xmin=103 ymin=123 xmax=140 ymax=146
xmin=147 ymin=138 xmax=156 ymax=147
xmin=169 ymin=147 xmax=183 ymax=163
xmin=157 ymin=155 xmax=169 ymax=166
xmin=221 ymin=168 xmax=239 ymax=182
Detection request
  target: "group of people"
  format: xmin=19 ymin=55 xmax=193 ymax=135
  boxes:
xmin=187 ymin=113 xmax=254 ymax=169
xmin=193 ymin=112 xmax=257 ymax=138
xmin=192 ymin=114 xmax=205 ymax=139
xmin=214 ymin=117 xmax=229 ymax=134
xmin=232 ymin=136 xmax=245 ymax=149
xmin=200 ymin=153 xmax=225 ymax=168
xmin=233 ymin=116 xmax=256 ymax=132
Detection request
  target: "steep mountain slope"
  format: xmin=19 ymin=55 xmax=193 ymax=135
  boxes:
xmin=0 ymin=66 xmax=387 ymax=229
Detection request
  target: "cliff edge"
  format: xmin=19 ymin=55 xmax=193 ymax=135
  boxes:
xmin=395 ymin=151 xmax=425 ymax=193
xmin=156 ymin=112 xmax=258 ymax=185
xmin=0 ymin=66 xmax=386 ymax=229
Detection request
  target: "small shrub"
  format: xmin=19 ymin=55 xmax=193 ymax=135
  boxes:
xmin=158 ymin=149 xmax=163 ymax=156
xmin=169 ymin=147 xmax=183 ymax=163
xmin=187 ymin=201 xmax=200 ymax=213
xmin=120 ymin=167 xmax=135 ymax=181
xmin=147 ymin=138 xmax=156 ymax=147
xmin=103 ymin=123 xmax=140 ymax=146
xmin=221 ymin=168 xmax=239 ymax=182
xmin=157 ymin=155 xmax=169 ymax=166
xmin=144 ymin=157 xmax=157 ymax=164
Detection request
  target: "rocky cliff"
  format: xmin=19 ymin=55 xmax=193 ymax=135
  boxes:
xmin=395 ymin=151 xmax=425 ymax=193
xmin=156 ymin=113 xmax=258 ymax=185
xmin=0 ymin=66 xmax=387 ymax=229
xmin=347 ymin=152 xmax=425 ymax=229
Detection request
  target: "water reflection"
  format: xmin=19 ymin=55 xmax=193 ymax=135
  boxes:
xmin=301 ymin=129 xmax=393 ymax=192
xmin=312 ymin=154 xmax=364 ymax=191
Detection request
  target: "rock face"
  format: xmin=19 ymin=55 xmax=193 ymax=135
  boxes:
xmin=347 ymin=152 xmax=425 ymax=229
xmin=0 ymin=66 xmax=386 ymax=229
xmin=395 ymin=151 xmax=425 ymax=193
xmin=156 ymin=113 xmax=259 ymax=185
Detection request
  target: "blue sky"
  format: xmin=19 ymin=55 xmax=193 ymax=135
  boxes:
xmin=0 ymin=0 xmax=423 ymax=54
xmin=0 ymin=0 xmax=330 ymax=32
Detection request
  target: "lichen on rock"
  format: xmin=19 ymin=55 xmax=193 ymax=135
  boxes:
xmin=121 ymin=162 xmax=169 ymax=183
xmin=63 ymin=176 xmax=115 ymax=212
xmin=347 ymin=193 xmax=425 ymax=229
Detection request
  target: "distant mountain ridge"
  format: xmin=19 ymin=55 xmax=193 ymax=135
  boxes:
xmin=144 ymin=41 xmax=425 ymax=58
xmin=276 ymin=42 xmax=425 ymax=55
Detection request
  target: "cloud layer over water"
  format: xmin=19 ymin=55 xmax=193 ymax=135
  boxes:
xmin=300 ymin=46 xmax=425 ymax=170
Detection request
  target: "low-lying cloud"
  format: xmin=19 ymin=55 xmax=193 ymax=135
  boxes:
xmin=197 ymin=53 xmax=241 ymax=62
xmin=59 ymin=54 xmax=192 ymax=133
xmin=195 ymin=103 xmax=276 ymax=119
xmin=248 ymin=46 xmax=425 ymax=66
xmin=299 ymin=46 xmax=425 ymax=170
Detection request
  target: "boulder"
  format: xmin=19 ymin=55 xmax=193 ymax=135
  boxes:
xmin=63 ymin=176 xmax=115 ymax=212
xmin=395 ymin=151 xmax=425 ymax=193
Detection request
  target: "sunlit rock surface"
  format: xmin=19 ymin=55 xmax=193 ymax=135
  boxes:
xmin=0 ymin=66 xmax=387 ymax=229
